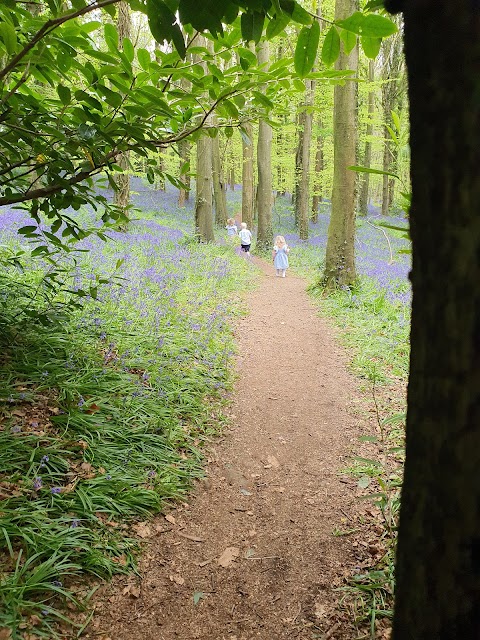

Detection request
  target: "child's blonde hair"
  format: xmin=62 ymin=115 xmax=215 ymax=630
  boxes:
xmin=275 ymin=235 xmax=286 ymax=248
xmin=227 ymin=218 xmax=235 ymax=225
xmin=241 ymin=222 xmax=247 ymax=229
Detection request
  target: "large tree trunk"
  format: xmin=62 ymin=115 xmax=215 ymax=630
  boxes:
xmin=294 ymin=79 xmax=314 ymax=240
xmin=391 ymin=1 xmax=480 ymax=638
xmin=212 ymin=123 xmax=227 ymax=226
xmin=256 ymin=40 xmax=273 ymax=251
xmin=195 ymin=134 xmax=214 ymax=241
xmin=242 ymin=121 xmax=254 ymax=228
xmin=358 ymin=59 xmax=375 ymax=217
xmin=113 ymin=1 xmax=131 ymax=213
xmin=194 ymin=36 xmax=214 ymax=242
xmin=323 ymin=0 xmax=358 ymax=287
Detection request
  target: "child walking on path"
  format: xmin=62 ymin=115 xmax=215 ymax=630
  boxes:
xmin=225 ymin=218 xmax=238 ymax=239
xmin=238 ymin=222 xmax=253 ymax=255
xmin=272 ymin=235 xmax=290 ymax=277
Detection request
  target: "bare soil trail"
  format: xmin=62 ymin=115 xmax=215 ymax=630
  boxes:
xmin=90 ymin=258 xmax=365 ymax=640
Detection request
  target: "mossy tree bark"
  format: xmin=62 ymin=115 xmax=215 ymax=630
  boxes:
xmin=323 ymin=0 xmax=358 ymax=287
xmin=256 ymin=39 xmax=273 ymax=251
xmin=212 ymin=120 xmax=228 ymax=227
xmin=390 ymin=1 xmax=480 ymax=638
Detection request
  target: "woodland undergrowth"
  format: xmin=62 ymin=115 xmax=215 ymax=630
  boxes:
xmin=0 ymin=212 xmax=253 ymax=638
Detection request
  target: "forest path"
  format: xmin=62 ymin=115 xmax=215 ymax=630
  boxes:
xmin=90 ymin=258 xmax=363 ymax=640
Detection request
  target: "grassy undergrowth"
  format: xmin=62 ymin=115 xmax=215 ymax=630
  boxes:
xmin=0 ymin=212 xmax=254 ymax=638
xmin=307 ymin=280 xmax=407 ymax=638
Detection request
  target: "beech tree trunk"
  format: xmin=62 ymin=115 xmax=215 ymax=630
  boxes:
xmin=177 ymin=139 xmax=190 ymax=205
xmin=113 ymin=1 xmax=131 ymax=212
xmin=294 ymin=79 xmax=314 ymax=240
xmin=311 ymin=118 xmax=324 ymax=223
xmin=212 ymin=121 xmax=227 ymax=226
xmin=359 ymin=59 xmax=375 ymax=217
xmin=242 ymin=121 xmax=254 ymax=227
xmin=194 ymin=36 xmax=214 ymax=242
xmin=256 ymin=40 xmax=273 ymax=251
xmin=390 ymin=1 xmax=480 ymax=638
xmin=323 ymin=0 xmax=358 ymax=287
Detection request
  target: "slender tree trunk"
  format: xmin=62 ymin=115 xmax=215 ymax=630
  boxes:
xmin=242 ymin=121 xmax=254 ymax=227
xmin=229 ymin=166 xmax=235 ymax=190
xmin=212 ymin=123 xmax=227 ymax=226
xmin=155 ymin=152 xmax=165 ymax=191
xmin=324 ymin=0 xmax=359 ymax=287
xmin=294 ymin=79 xmax=314 ymax=240
xmin=256 ymin=40 xmax=273 ymax=251
xmin=390 ymin=1 xmax=480 ymax=638
xmin=311 ymin=118 xmax=324 ymax=223
xmin=177 ymin=139 xmax=190 ymax=205
xmin=113 ymin=1 xmax=131 ymax=212
xmin=359 ymin=59 xmax=375 ymax=216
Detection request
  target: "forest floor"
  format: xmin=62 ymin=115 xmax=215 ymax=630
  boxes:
xmin=87 ymin=257 xmax=377 ymax=640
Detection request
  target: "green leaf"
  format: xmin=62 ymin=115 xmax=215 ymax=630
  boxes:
xmin=321 ymin=26 xmax=340 ymax=67
xmin=348 ymin=165 xmax=400 ymax=180
xmin=104 ymin=23 xmax=118 ymax=51
xmin=362 ymin=14 xmax=397 ymax=38
xmin=336 ymin=11 xmax=364 ymax=35
xmin=57 ymin=84 xmax=71 ymax=105
xmin=291 ymin=1 xmax=312 ymax=25
xmin=293 ymin=78 xmax=305 ymax=91
xmin=339 ymin=28 xmax=357 ymax=55
xmin=252 ymin=91 xmax=274 ymax=108
xmin=0 ymin=21 xmax=17 ymax=54
xmin=178 ymin=0 xmax=225 ymax=35
xmin=137 ymin=48 xmax=151 ymax=69
xmin=241 ymin=11 xmax=265 ymax=43
xmin=193 ymin=591 xmax=205 ymax=605
xmin=122 ymin=37 xmax=135 ymax=63
xmin=361 ymin=35 xmax=381 ymax=58
xmin=266 ymin=12 xmax=290 ymax=39
xmin=18 ymin=226 xmax=38 ymax=235
xmin=294 ymin=21 xmax=320 ymax=78
xmin=147 ymin=0 xmax=186 ymax=57
xmin=358 ymin=476 xmax=371 ymax=490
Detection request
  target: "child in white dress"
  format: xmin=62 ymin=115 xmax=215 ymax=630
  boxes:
xmin=225 ymin=217 xmax=238 ymax=239
xmin=272 ymin=235 xmax=290 ymax=277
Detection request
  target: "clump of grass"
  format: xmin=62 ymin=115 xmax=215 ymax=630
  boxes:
xmin=0 ymin=210 xmax=254 ymax=637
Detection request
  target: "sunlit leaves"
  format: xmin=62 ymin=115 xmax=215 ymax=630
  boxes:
xmin=294 ymin=21 xmax=320 ymax=78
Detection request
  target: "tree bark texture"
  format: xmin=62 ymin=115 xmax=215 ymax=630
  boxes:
xmin=194 ymin=36 xmax=214 ymax=242
xmin=195 ymin=134 xmax=214 ymax=242
xmin=311 ymin=119 xmax=324 ymax=223
xmin=392 ymin=2 xmax=480 ymax=639
xmin=256 ymin=40 xmax=273 ymax=251
xmin=242 ymin=121 xmax=254 ymax=227
xmin=324 ymin=0 xmax=358 ymax=287
xmin=212 ymin=123 xmax=227 ymax=226
xmin=177 ymin=139 xmax=190 ymax=205
xmin=358 ymin=59 xmax=375 ymax=217
xmin=294 ymin=79 xmax=314 ymax=240
xmin=113 ymin=1 xmax=131 ymax=212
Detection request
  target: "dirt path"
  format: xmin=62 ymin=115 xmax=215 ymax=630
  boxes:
xmin=90 ymin=259 xmax=364 ymax=640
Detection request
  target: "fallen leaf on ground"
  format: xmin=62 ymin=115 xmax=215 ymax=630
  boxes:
xmin=193 ymin=591 xmax=205 ymax=605
xmin=165 ymin=514 xmax=176 ymax=525
xmin=170 ymin=574 xmax=185 ymax=585
xmin=267 ymin=455 xmax=280 ymax=468
xmin=0 ymin=629 xmax=11 ymax=640
xmin=133 ymin=522 xmax=152 ymax=538
xmin=122 ymin=584 xmax=140 ymax=598
xmin=217 ymin=546 xmax=240 ymax=568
